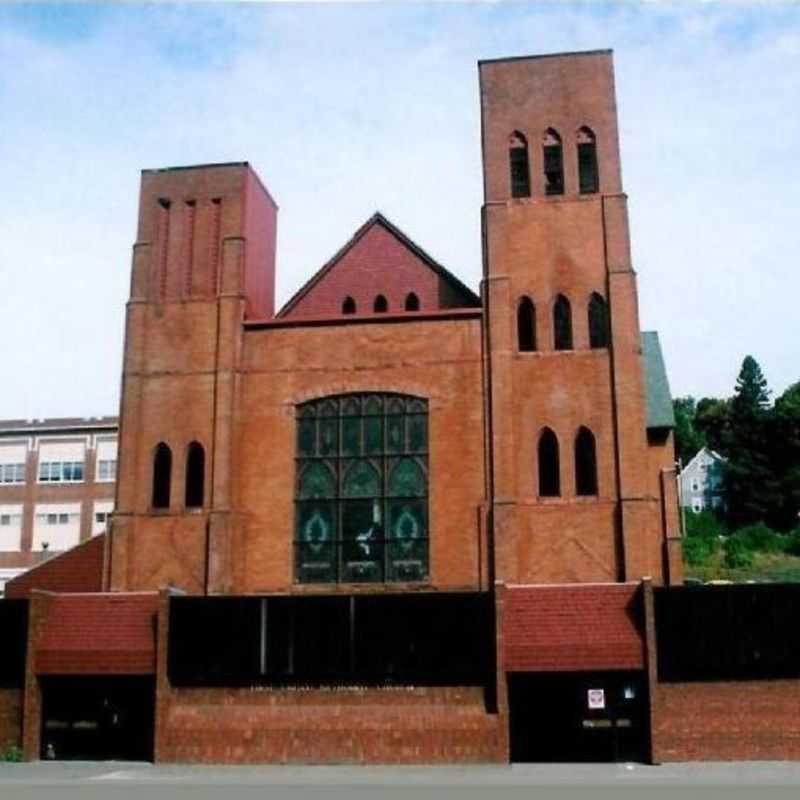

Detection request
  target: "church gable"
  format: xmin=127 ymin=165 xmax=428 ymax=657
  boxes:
xmin=278 ymin=213 xmax=480 ymax=318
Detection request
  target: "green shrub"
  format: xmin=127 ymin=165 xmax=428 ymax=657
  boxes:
xmin=0 ymin=743 xmax=23 ymax=762
xmin=724 ymin=536 xmax=754 ymax=569
xmin=785 ymin=528 xmax=800 ymax=557
xmin=730 ymin=522 xmax=784 ymax=553
xmin=685 ymin=509 xmax=725 ymax=540
xmin=684 ymin=535 xmax=717 ymax=567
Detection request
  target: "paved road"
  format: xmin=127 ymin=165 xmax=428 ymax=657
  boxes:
xmin=2 ymin=761 xmax=800 ymax=799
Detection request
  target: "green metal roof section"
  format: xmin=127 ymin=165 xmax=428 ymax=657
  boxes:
xmin=641 ymin=331 xmax=675 ymax=429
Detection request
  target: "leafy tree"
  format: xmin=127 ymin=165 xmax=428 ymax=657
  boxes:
xmin=772 ymin=382 xmax=800 ymax=531
xmin=694 ymin=397 xmax=731 ymax=455
xmin=724 ymin=356 xmax=780 ymax=528
xmin=673 ymin=396 xmax=705 ymax=466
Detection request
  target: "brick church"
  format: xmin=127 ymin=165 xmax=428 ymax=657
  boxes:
xmin=3 ymin=50 xmax=799 ymax=765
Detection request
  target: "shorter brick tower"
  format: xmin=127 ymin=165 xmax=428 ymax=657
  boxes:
xmin=110 ymin=163 xmax=278 ymax=593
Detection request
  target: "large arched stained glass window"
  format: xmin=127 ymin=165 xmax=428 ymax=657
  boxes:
xmin=295 ymin=393 xmax=428 ymax=584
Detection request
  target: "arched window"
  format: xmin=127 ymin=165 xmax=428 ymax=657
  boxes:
xmin=543 ymin=128 xmax=564 ymax=195
xmin=185 ymin=441 xmax=205 ymax=508
xmin=374 ymin=295 xmax=388 ymax=313
xmin=577 ymin=127 xmax=599 ymax=194
xmin=588 ymin=292 xmax=609 ymax=349
xmin=342 ymin=296 xmax=356 ymax=315
xmin=295 ymin=393 xmax=428 ymax=584
xmin=151 ymin=442 xmax=172 ymax=509
xmin=575 ymin=427 xmax=598 ymax=496
xmin=517 ymin=296 xmax=536 ymax=352
xmin=553 ymin=294 xmax=573 ymax=350
xmin=538 ymin=428 xmax=560 ymax=497
xmin=405 ymin=292 xmax=420 ymax=312
xmin=509 ymin=131 xmax=530 ymax=198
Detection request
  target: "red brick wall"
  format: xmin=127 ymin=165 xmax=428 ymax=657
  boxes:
xmin=652 ymin=681 xmax=800 ymax=762
xmin=5 ymin=534 xmax=105 ymax=598
xmin=151 ymin=590 xmax=506 ymax=764
xmin=158 ymin=686 xmax=505 ymax=764
xmin=0 ymin=689 xmax=22 ymax=753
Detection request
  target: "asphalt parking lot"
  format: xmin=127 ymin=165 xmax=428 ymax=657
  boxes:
xmin=2 ymin=761 xmax=800 ymax=799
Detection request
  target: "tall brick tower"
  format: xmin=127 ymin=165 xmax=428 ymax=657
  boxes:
xmin=110 ymin=163 xmax=277 ymax=593
xmin=480 ymin=51 xmax=678 ymax=585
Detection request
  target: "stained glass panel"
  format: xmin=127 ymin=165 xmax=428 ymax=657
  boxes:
xmin=298 ymin=462 xmax=335 ymax=499
xmin=342 ymin=460 xmax=380 ymax=498
xmin=295 ymin=393 xmax=428 ymax=584
xmin=297 ymin=418 xmax=316 ymax=457
xmin=342 ymin=417 xmax=361 ymax=457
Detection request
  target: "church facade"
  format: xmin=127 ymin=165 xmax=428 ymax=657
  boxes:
xmin=6 ymin=50 xmax=795 ymax=766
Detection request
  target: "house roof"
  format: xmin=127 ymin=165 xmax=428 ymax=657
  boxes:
xmin=277 ymin=212 xmax=480 ymax=317
xmin=0 ymin=416 xmax=118 ymax=436
xmin=641 ymin=331 xmax=675 ymax=429
xmin=503 ymin=583 xmax=645 ymax=672
xmin=36 ymin=592 xmax=159 ymax=675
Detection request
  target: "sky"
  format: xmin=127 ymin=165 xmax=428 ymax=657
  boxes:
xmin=0 ymin=2 xmax=798 ymax=420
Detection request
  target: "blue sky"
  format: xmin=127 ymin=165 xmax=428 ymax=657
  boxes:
xmin=1 ymin=2 xmax=798 ymax=419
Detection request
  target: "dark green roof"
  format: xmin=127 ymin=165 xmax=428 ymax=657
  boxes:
xmin=641 ymin=331 xmax=675 ymax=429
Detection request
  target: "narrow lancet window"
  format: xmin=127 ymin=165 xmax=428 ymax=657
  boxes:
xmin=553 ymin=294 xmax=573 ymax=350
xmin=517 ymin=296 xmax=536 ymax=352
xmin=575 ymin=427 xmax=598 ymax=496
xmin=152 ymin=443 xmax=172 ymax=509
xmin=588 ymin=293 xmax=610 ymax=349
xmin=543 ymin=129 xmax=564 ymax=195
xmin=509 ymin=131 xmax=530 ymax=198
xmin=342 ymin=296 xmax=356 ymax=315
xmin=577 ymin=127 xmax=599 ymax=194
xmin=374 ymin=295 xmax=388 ymax=313
xmin=538 ymin=428 xmax=560 ymax=497
xmin=185 ymin=441 xmax=205 ymax=508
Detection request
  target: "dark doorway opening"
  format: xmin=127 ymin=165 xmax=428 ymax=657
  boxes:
xmin=508 ymin=671 xmax=648 ymax=763
xmin=40 ymin=676 xmax=155 ymax=761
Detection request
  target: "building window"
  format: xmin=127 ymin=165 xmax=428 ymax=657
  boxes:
xmin=39 ymin=513 xmax=71 ymax=525
xmin=295 ymin=393 xmax=428 ymax=585
xmin=577 ymin=126 xmax=599 ymax=194
xmin=342 ymin=296 xmax=356 ymax=315
xmin=97 ymin=459 xmax=117 ymax=482
xmin=692 ymin=500 xmax=703 ymax=513
xmin=517 ymin=296 xmax=536 ymax=352
xmin=553 ymin=294 xmax=573 ymax=350
xmin=691 ymin=479 xmax=700 ymax=492
xmin=95 ymin=512 xmax=109 ymax=525
xmin=0 ymin=464 xmax=25 ymax=484
xmin=374 ymin=295 xmax=388 ymax=313
xmin=575 ymin=427 xmax=598 ymax=496
xmin=38 ymin=461 xmax=84 ymax=483
xmin=538 ymin=428 xmax=560 ymax=497
xmin=405 ymin=292 xmax=420 ymax=312
xmin=543 ymin=128 xmax=564 ymax=195
xmin=588 ymin=293 xmax=610 ymax=349
xmin=509 ymin=131 xmax=531 ymax=198
xmin=185 ymin=442 xmax=205 ymax=508
xmin=152 ymin=443 xmax=172 ymax=509
xmin=0 ymin=515 xmax=11 ymax=526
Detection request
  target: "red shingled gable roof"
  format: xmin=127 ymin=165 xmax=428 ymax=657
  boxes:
xmin=503 ymin=583 xmax=645 ymax=672
xmin=36 ymin=593 xmax=159 ymax=675
xmin=277 ymin=212 xmax=480 ymax=318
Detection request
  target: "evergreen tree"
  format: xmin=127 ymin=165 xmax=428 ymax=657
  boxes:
xmin=694 ymin=396 xmax=731 ymax=455
xmin=724 ymin=356 xmax=779 ymax=528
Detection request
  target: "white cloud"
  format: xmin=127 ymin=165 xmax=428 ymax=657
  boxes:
xmin=0 ymin=3 xmax=798 ymax=420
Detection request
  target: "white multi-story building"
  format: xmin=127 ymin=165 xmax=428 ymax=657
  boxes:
xmin=0 ymin=417 xmax=117 ymax=595
xmin=680 ymin=447 xmax=725 ymax=514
